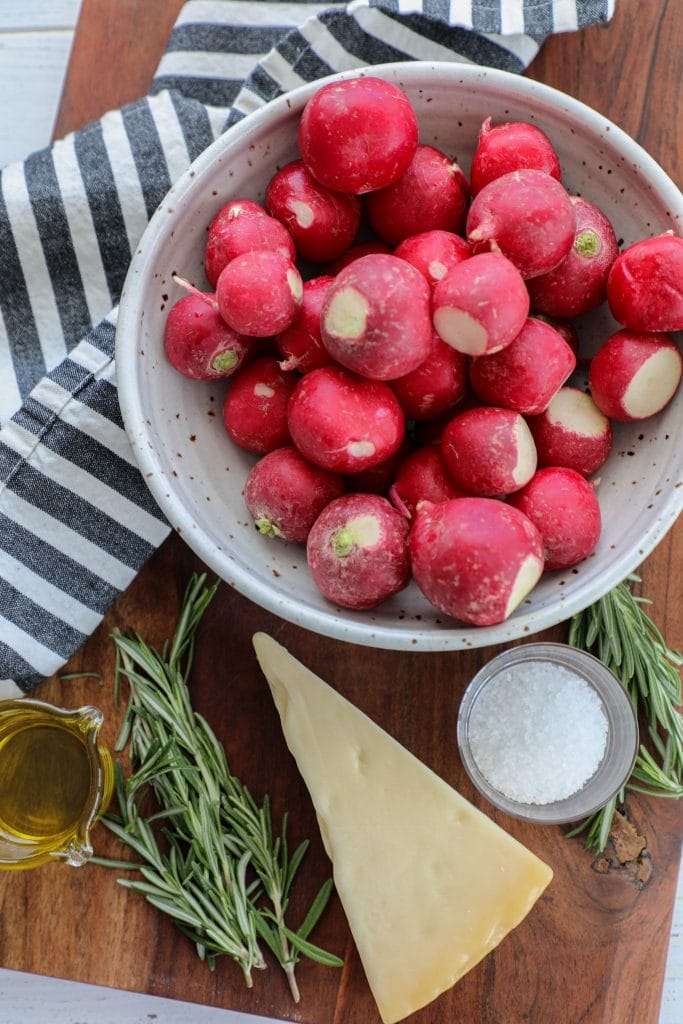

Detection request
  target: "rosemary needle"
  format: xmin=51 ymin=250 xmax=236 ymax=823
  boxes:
xmin=94 ymin=573 xmax=341 ymax=999
xmin=567 ymin=573 xmax=683 ymax=853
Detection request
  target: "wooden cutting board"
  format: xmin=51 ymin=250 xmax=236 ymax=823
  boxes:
xmin=1 ymin=2 xmax=681 ymax=1023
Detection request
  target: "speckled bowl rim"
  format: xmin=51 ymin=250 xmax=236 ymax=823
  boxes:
xmin=116 ymin=61 xmax=683 ymax=651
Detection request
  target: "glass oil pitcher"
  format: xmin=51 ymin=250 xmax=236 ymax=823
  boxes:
xmin=0 ymin=698 xmax=114 ymax=869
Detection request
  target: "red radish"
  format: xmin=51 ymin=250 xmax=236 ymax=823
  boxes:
xmin=287 ymin=365 xmax=405 ymax=473
xmin=265 ymin=160 xmax=361 ymax=263
xmin=366 ymin=145 xmax=469 ymax=245
xmin=223 ymin=357 xmax=298 ymax=454
xmin=307 ymin=493 xmax=411 ymax=608
xmin=588 ymin=329 xmax=683 ymax=421
xmin=204 ymin=202 xmax=295 ymax=287
xmin=527 ymin=387 xmax=613 ymax=476
xmin=298 ymin=77 xmax=418 ymax=195
xmin=532 ymin=314 xmax=580 ymax=360
xmin=469 ymin=118 xmax=562 ymax=196
xmin=217 ymin=251 xmax=303 ymax=336
xmin=469 ymin=317 xmax=576 ymax=416
xmin=441 ymin=406 xmax=537 ymax=496
xmin=393 ymin=230 xmax=472 ymax=289
xmin=432 ymin=252 xmax=529 ymax=356
xmin=163 ymin=292 xmax=255 ymax=380
xmin=413 ymin=414 xmax=452 ymax=448
xmin=320 ymin=254 xmax=431 ymax=379
xmin=527 ymin=196 xmax=619 ymax=317
xmin=466 ymin=169 xmax=575 ymax=279
xmin=276 ymin=276 xmax=335 ymax=373
xmin=508 ymin=467 xmax=601 ymax=570
xmin=344 ymin=436 xmax=412 ymax=496
xmin=209 ymin=199 xmax=264 ymax=221
xmin=607 ymin=233 xmax=683 ymax=331
xmin=390 ymin=445 xmax=467 ymax=518
xmin=409 ymin=498 xmax=544 ymax=625
xmin=412 ymin=399 xmax=478 ymax=447
xmin=326 ymin=240 xmax=391 ymax=274
xmin=390 ymin=329 xmax=468 ymax=420
xmin=244 ymin=446 xmax=345 ymax=543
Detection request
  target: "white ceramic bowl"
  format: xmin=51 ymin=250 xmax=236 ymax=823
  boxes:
xmin=116 ymin=62 xmax=683 ymax=651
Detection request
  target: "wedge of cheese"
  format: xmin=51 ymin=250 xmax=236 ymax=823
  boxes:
xmin=253 ymin=633 xmax=552 ymax=1024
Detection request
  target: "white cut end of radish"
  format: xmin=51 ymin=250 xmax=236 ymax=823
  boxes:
xmin=511 ymin=418 xmax=538 ymax=486
xmin=429 ymin=260 xmax=447 ymax=280
xmin=345 ymin=514 xmax=381 ymax=547
xmin=347 ymin=440 xmax=376 ymax=459
xmin=254 ymin=383 xmax=275 ymax=398
xmin=324 ymin=286 xmax=369 ymax=340
xmin=289 ymin=200 xmax=314 ymax=228
xmin=547 ymin=389 xmax=609 ymax=438
xmin=433 ymin=307 xmax=489 ymax=355
xmin=504 ymin=553 xmax=543 ymax=618
xmin=622 ymin=348 xmax=682 ymax=418
xmin=287 ymin=268 xmax=303 ymax=301
xmin=228 ymin=203 xmax=252 ymax=220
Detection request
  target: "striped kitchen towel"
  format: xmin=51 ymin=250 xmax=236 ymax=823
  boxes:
xmin=0 ymin=0 xmax=616 ymax=695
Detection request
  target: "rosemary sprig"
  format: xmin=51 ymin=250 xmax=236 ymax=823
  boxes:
xmin=567 ymin=573 xmax=683 ymax=852
xmin=94 ymin=573 xmax=341 ymax=999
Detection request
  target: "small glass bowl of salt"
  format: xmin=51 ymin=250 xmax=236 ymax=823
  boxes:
xmin=456 ymin=643 xmax=639 ymax=825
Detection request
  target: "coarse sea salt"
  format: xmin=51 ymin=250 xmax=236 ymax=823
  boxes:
xmin=468 ymin=661 xmax=609 ymax=805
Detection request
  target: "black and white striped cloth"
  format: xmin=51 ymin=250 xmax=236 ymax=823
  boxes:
xmin=0 ymin=0 xmax=615 ymax=696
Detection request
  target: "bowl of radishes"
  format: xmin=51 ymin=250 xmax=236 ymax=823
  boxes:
xmin=116 ymin=62 xmax=683 ymax=651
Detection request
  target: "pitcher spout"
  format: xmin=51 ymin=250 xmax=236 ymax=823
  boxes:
xmin=59 ymin=837 xmax=94 ymax=867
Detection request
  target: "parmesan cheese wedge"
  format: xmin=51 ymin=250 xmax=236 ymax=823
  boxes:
xmin=253 ymin=632 xmax=553 ymax=1024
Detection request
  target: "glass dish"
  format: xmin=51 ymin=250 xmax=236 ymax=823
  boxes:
xmin=0 ymin=699 xmax=114 ymax=870
xmin=456 ymin=642 xmax=639 ymax=825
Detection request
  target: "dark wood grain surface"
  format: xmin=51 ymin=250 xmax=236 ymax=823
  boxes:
xmin=1 ymin=2 xmax=681 ymax=1022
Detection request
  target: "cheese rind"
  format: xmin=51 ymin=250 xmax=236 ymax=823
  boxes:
xmin=253 ymin=633 xmax=553 ymax=1024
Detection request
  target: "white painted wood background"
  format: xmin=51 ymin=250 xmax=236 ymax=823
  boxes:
xmin=0 ymin=1 xmax=680 ymax=1021
xmin=0 ymin=0 xmax=79 ymax=167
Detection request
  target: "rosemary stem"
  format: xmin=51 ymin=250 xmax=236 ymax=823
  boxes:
xmin=271 ymin=888 xmax=300 ymax=1002
xmin=568 ymin=573 xmax=682 ymax=854
xmin=284 ymin=961 xmax=300 ymax=1004
xmin=99 ymin=573 xmax=338 ymax=996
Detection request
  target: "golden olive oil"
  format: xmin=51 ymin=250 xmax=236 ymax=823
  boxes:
xmin=0 ymin=720 xmax=92 ymax=840
xmin=0 ymin=700 xmax=113 ymax=869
